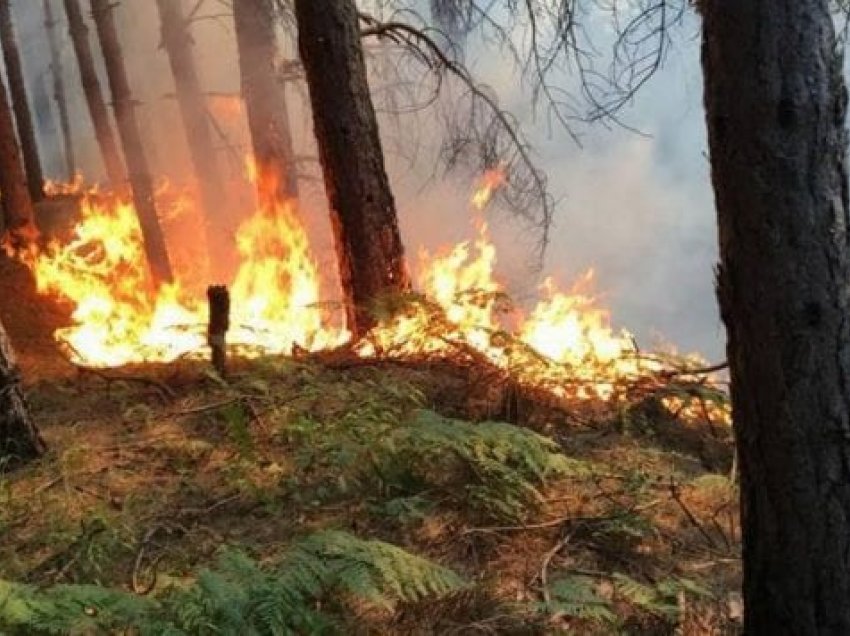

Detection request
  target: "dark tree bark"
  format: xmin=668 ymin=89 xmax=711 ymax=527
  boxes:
xmin=0 ymin=0 xmax=44 ymax=202
xmin=0 ymin=69 xmax=37 ymax=246
xmin=233 ymin=0 xmax=299 ymax=203
xmin=295 ymin=0 xmax=410 ymax=338
xmin=44 ymin=0 xmax=76 ymax=180
xmin=91 ymin=0 xmax=173 ymax=285
xmin=702 ymin=0 xmax=850 ymax=632
xmin=0 ymin=318 xmax=45 ymax=468
xmin=155 ymin=0 xmax=230 ymax=273
xmin=63 ymin=0 xmax=125 ymax=188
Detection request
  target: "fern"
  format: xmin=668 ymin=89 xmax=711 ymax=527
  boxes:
xmin=0 ymin=531 xmax=466 ymax=635
xmin=377 ymin=410 xmax=586 ymax=522
xmin=543 ymin=575 xmax=617 ymax=625
xmin=613 ymin=573 xmax=712 ymax=622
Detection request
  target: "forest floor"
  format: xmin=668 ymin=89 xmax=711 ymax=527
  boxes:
xmin=0 ymin=258 xmax=742 ymax=635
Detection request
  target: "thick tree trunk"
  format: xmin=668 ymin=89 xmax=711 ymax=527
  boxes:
xmin=155 ymin=0 xmax=230 ymax=275
xmin=63 ymin=0 xmax=125 ymax=188
xmin=0 ymin=318 xmax=45 ymax=468
xmin=294 ymin=0 xmax=410 ymax=338
xmin=701 ymin=1 xmax=850 ymax=632
xmin=233 ymin=0 xmax=299 ymax=203
xmin=0 ymin=70 xmax=37 ymax=246
xmin=44 ymin=0 xmax=76 ymax=180
xmin=0 ymin=0 xmax=44 ymax=202
xmin=91 ymin=0 xmax=173 ymax=286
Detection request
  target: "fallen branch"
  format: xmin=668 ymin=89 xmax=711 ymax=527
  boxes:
xmin=669 ymin=478 xmax=721 ymax=550
xmin=540 ymin=532 xmax=573 ymax=605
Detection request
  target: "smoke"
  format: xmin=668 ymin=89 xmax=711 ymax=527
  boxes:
xmin=378 ymin=7 xmax=724 ymax=359
xmin=8 ymin=1 xmax=724 ymax=359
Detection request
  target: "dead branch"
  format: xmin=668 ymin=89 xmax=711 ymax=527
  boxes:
xmin=359 ymin=11 xmax=555 ymax=258
xmin=540 ymin=532 xmax=573 ymax=605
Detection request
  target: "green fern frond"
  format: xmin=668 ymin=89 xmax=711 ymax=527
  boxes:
xmin=613 ymin=573 xmax=680 ymax=620
xmin=0 ymin=531 xmax=464 ymax=635
xmin=378 ymin=410 xmax=585 ymax=521
xmin=544 ymin=575 xmax=617 ymax=624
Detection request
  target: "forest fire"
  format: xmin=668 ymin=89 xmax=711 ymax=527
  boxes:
xmin=10 ymin=166 xmax=666 ymax=403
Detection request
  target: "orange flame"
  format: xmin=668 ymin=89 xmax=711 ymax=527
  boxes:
xmin=25 ymin=166 xmax=345 ymax=366
xmin=18 ymin=163 xmax=726 ymax=422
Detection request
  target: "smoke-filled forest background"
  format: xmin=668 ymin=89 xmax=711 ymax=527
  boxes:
xmin=11 ymin=0 xmax=722 ymax=358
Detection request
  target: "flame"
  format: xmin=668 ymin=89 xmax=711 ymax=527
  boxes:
xmin=520 ymin=274 xmax=630 ymax=368
xmin=362 ymin=177 xmax=638 ymax=397
xmin=18 ymin=163 xmax=727 ymax=424
xmin=228 ymin=197 xmax=347 ymax=354
xmin=24 ymin=166 xmax=345 ymax=366
xmin=43 ymin=173 xmax=89 ymax=197
xmin=470 ymin=167 xmax=507 ymax=211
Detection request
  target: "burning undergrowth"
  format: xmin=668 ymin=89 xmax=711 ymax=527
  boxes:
xmin=6 ymin=167 xmax=730 ymax=433
xmin=0 ymin=167 xmax=737 ymax=631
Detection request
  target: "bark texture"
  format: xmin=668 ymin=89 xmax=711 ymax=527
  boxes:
xmin=0 ymin=0 xmax=43 ymax=202
xmin=91 ymin=0 xmax=173 ymax=285
xmin=702 ymin=1 xmax=850 ymax=632
xmin=0 ymin=318 xmax=45 ymax=467
xmin=44 ymin=0 xmax=76 ymax=180
xmin=295 ymin=0 xmax=410 ymax=337
xmin=155 ymin=0 xmax=229 ymax=273
xmin=0 ymin=68 xmax=37 ymax=245
xmin=233 ymin=0 xmax=299 ymax=202
xmin=63 ymin=0 xmax=125 ymax=188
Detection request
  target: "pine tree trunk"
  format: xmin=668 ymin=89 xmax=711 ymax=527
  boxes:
xmin=0 ymin=0 xmax=44 ymax=202
xmin=63 ymin=0 xmax=125 ymax=189
xmin=294 ymin=0 xmax=410 ymax=338
xmin=0 ymin=67 xmax=37 ymax=246
xmin=0 ymin=318 xmax=45 ymax=468
xmin=155 ymin=0 xmax=230 ymax=274
xmin=90 ymin=0 xmax=173 ymax=286
xmin=44 ymin=0 xmax=75 ymax=180
xmin=701 ymin=0 xmax=850 ymax=632
xmin=233 ymin=0 xmax=299 ymax=203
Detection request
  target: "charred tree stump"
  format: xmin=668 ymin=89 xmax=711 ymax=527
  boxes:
xmin=44 ymin=0 xmax=76 ymax=180
xmin=63 ymin=0 xmax=125 ymax=188
xmin=0 ymin=0 xmax=44 ymax=202
xmin=0 ymin=319 xmax=45 ymax=468
xmin=91 ymin=0 xmax=173 ymax=286
xmin=155 ymin=0 xmax=230 ymax=275
xmin=233 ymin=0 xmax=299 ymax=203
xmin=295 ymin=0 xmax=411 ymax=338
xmin=207 ymin=285 xmax=229 ymax=376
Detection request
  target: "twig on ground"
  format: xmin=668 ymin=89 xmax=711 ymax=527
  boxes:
xmin=540 ymin=532 xmax=573 ymax=605
xmin=669 ymin=478 xmax=721 ymax=550
xmin=463 ymin=499 xmax=662 ymax=536
xmin=76 ymin=366 xmax=177 ymax=401
xmin=132 ymin=526 xmax=162 ymax=595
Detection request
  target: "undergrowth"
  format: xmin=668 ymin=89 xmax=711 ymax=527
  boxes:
xmin=0 ymin=357 xmax=740 ymax=634
xmin=0 ymin=531 xmax=465 ymax=635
